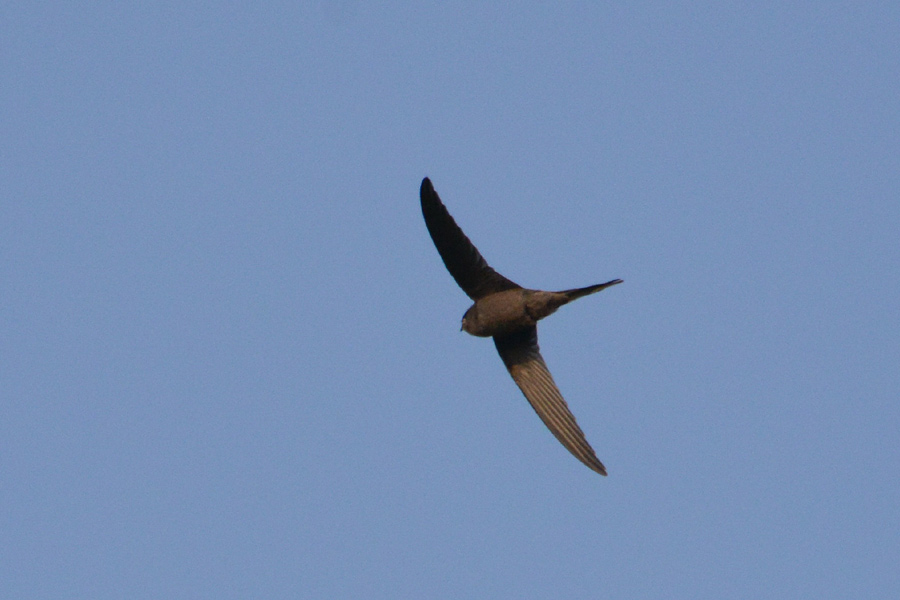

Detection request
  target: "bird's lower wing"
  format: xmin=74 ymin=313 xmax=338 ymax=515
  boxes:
xmin=494 ymin=327 xmax=607 ymax=476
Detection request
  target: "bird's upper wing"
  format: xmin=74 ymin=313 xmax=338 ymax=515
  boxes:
xmin=494 ymin=326 xmax=607 ymax=476
xmin=420 ymin=178 xmax=520 ymax=300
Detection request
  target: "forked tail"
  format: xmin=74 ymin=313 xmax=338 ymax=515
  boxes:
xmin=561 ymin=278 xmax=623 ymax=301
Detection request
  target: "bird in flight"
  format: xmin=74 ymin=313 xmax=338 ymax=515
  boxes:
xmin=420 ymin=177 xmax=622 ymax=476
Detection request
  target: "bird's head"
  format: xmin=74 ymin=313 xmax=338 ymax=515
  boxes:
xmin=461 ymin=305 xmax=478 ymax=334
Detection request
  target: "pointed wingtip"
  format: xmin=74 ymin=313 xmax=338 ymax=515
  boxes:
xmin=421 ymin=177 xmax=433 ymax=193
xmin=586 ymin=456 xmax=608 ymax=476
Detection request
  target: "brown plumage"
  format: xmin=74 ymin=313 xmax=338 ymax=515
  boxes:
xmin=420 ymin=177 xmax=622 ymax=476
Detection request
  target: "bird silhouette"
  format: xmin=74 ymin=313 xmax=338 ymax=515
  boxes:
xmin=420 ymin=177 xmax=622 ymax=475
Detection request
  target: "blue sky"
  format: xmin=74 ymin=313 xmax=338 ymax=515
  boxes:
xmin=2 ymin=2 xmax=898 ymax=598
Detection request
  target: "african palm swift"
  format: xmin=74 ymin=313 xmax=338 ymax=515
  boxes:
xmin=420 ymin=177 xmax=622 ymax=475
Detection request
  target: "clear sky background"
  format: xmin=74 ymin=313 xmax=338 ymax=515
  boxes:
xmin=2 ymin=3 xmax=898 ymax=598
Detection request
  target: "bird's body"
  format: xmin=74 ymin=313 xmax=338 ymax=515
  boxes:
xmin=462 ymin=289 xmax=543 ymax=337
xmin=420 ymin=177 xmax=622 ymax=476
xmin=462 ymin=286 xmax=613 ymax=338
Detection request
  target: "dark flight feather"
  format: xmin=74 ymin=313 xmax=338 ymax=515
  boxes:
xmin=420 ymin=178 xmax=521 ymax=300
